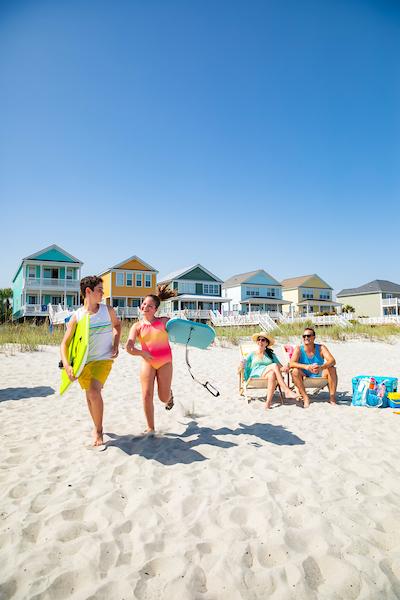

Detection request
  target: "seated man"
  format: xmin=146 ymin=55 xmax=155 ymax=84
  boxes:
xmin=289 ymin=327 xmax=337 ymax=408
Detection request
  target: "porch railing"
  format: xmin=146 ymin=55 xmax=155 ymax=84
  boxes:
xmin=25 ymin=278 xmax=80 ymax=290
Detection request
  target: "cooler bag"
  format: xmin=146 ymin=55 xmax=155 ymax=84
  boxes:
xmin=351 ymin=375 xmax=397 ymax=408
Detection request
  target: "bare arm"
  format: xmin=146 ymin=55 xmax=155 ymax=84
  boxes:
xmin=125 ymin=323 xmax=152 ymax=360
xmin=319 ymin=345 xmax=336 ymax=370
xmin=60 ymin=315 xmax=77 ymax=381
xmin=289 ymin=346 xmax=304 ymax=370
xmin=107 ymin=306 xmax=122 ymax=358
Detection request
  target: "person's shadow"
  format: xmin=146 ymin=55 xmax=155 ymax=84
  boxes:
xmin=103 ymin=421 xmax=304 ymax=465
xmin=0 ymin=386 xmax=55 ymax=402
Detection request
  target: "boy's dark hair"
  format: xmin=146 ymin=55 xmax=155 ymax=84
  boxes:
xmin=80 ymin=275 xmax=103 ymax=299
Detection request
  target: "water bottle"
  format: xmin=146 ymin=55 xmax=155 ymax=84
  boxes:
xmin=377 ymin=382 xmax=386 ymax=399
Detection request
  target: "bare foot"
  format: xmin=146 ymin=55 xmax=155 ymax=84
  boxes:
xmin=93 ymin=429 xmax=104 ymax=446
xmin=142 ymin=429 xmax=155 ymax=437
xmin=329 ymin=396 xmax=337 ymax=405
xmin=303 ymin=397 xmax=310 ymax=409
xmin=265 ymin=401 xmax=272 ymax=410
xmin=285 ymin=389 xmax=299 ymax=400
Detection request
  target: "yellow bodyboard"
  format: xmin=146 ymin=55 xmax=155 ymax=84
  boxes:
xmin=60 ymin=314 xmax=89 ymax=395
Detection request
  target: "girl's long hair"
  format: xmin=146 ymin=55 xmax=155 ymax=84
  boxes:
xmin=145 ymin=283 xmax=177 ymax=308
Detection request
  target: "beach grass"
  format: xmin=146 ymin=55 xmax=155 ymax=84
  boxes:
xmin=1 ymin=319 xmax=399 ymax=352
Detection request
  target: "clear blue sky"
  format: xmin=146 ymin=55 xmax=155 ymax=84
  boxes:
xmin=1 ymin=0 xmax=399 ymax=293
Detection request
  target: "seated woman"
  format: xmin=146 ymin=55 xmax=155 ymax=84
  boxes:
xmin=241 ymin=333 xmax=298 ymax=409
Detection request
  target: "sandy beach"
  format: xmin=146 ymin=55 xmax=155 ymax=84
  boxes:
xmin=1 ymin=339 xmax=400 ymax=599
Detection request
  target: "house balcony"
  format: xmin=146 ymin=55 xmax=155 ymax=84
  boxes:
xmin=382 ymin=298 xmax=400 ymax=307
xmin=24 ymin=278 xmax=80 ymax=291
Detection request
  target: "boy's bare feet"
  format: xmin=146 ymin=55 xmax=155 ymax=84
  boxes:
xmin=93 ymin=429 xmax=104 ymax=446
xmin=329 ymin=396 xmax=337 ymax=405
xmin=302 ymin=397 xmax=310 ymax=409
xmin=142 ymin=429 xmax=155 ymax=437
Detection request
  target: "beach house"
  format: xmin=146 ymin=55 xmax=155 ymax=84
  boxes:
xmin=12 ymin=244 xmax=83 ymax=321
xmin=157 ymin=264 xmax=225 ymax=319
xmin=336 ymin=280 xmax=400 ymax=317
xmin=281 ymin=274 xmax=340 ymax=316
xmin=222 ymin=270 xmax=290 ymax=316
xmin=99 ymin=256 xmax=158 ymax=318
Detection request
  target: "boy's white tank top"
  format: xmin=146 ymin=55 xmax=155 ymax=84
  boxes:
xmin=75 ymin=303 xmax=113 ymax=362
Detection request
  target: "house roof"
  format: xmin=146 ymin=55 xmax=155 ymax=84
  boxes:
xmin=13 ymin=244 xmax=82 ymax=282
xmin=158 ymin=264 xmax=223 ymax=284
xmin=23 ymin=244 xmax=82 ymax=264
xmin=337 ymin=279 xmax=400 ymax=297
xmin=222 ymin=269 xmax=280 ymax=289
xmin=281 ymin=274 xmax=332 ymax=290
xmin=99 ymin=255 xmax=158 ymax=275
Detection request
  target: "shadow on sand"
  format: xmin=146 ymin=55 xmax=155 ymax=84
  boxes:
xmin=103 ymin=421 xmax=305 ymax=465
xmin=0 ymin=386 xmax=55 ymax=402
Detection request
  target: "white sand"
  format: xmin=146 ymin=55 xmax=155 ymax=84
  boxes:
xmin=1 ymin=340 xmax=400 ymax=599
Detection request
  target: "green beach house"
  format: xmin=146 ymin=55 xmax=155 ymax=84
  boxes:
xmin=12 ymin=244 xmax=83 ymax=320
xmin=158 ymin=264 xmax=225 ymax=319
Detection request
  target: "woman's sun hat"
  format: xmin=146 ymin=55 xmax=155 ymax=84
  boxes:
xmin=251 ymin=332 xmax=275 ymax=347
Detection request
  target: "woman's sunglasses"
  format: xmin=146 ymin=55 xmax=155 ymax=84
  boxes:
xmin=257 ymin=338 xmax=268 ymax=343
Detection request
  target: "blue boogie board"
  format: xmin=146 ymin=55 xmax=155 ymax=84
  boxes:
xmin=166 ymin=318 xmax=216 ymax=349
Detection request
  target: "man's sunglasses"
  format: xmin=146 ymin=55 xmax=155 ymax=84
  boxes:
xmin=303 ymin=334 xmax=314 ymax=339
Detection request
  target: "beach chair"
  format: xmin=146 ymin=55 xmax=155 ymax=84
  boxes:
xmin=284 ymin=344 xmax=328 ymax=398
xmin=239 ymin=342 xmax=284 ymax=404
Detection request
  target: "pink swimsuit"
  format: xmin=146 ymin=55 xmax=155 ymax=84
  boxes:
xmin=137 ymin=319 xmax=172 ymax=370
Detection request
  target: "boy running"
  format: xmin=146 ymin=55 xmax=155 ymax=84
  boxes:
xmin=61 ymin=276 xmax=121 ymax=446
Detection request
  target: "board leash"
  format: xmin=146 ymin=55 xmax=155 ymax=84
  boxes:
xmin=185 ymin=326 xmax=220 ymax=397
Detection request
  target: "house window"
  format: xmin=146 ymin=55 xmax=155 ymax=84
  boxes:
xmin=302 ymin=288 xmax=314 ymax=299
xmin=112 ymin=298 xmax=125 ymax=307
xmin=126 ymin=272 xmax=133 ymax=286
xmin=27 ymin=266 xmax=36 ymax=279
xmin=116 ymin=272 xmax=124 ymax=286
xmin=246 ymin=287 xmax=260 ymax=297
xmin=66 ymin=268 xmax=74 ymax=280
xmin=28 ymin=295 xmax=38 ymax=304
xmin=203 ymin=283 xmax=219 ymax=295
xmin=178 ymin=281 xmax=196 ymax=294
xmin=136 ymin=273 xmax=142 ymax=287
xmin=44 ymin=267 xmax=59 ymax=279
xmin=145 ymin=274 xmax=152 ymax=288
xmin=320 ymin=292 xmax=330 ymax=300
xmin=266 ymin=288 xmax=276 ymax=298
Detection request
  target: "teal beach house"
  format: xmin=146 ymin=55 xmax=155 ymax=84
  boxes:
xmin=12 ymin=244 xmax=83 ymax=320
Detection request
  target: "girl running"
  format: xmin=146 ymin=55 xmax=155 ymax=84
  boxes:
xmin=126 ymin=285 xmax=176 ymax=434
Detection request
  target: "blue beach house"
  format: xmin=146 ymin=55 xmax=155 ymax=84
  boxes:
xmin=222 ymin=269 xmax=290 ymax=316
xmin=12 ymin=244 xmax=83 ymax=320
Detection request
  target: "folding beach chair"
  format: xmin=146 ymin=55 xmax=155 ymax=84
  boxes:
xmin=284 ymin=344 xmax=328 ymax=398
xmin=239 ymin=342 xmax=284 ymax=404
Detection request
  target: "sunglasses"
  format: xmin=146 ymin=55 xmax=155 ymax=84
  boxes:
xmin=302 ymin=334 xmax=315 ymax=339
xmin=257 ymin=338 xmax=268 ymax=343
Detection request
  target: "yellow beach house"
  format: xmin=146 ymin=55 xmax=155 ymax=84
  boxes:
xmin=99 ymin=255 xmax=158 ymax=318
xmin=336 ymin=280 xmax=400 ymax=317
xmin=281 ymin=274 xmax=340 ymax=316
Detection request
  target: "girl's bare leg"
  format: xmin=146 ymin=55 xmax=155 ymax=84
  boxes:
xmin=156 ymin=362 xmax=173 ymax=405
xmin=265 ymin=371 xmax=277 ymax=409
xmin=86 ymin=379 xmax=104 ymax=446
xmin=140 ymin=361 xmax=157 ymax=432
xmin=262 ymin=364 xmax=298 ymax=399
